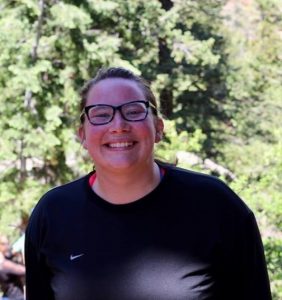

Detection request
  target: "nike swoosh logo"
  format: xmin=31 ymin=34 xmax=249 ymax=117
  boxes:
xmin=70 ymin=253 xmax=84 ymax=261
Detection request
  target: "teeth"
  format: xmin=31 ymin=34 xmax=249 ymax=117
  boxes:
xmin=108 ymin=142 xmax=133 ymax=148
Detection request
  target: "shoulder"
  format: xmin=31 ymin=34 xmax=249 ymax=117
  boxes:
xmin=27 ymin=173 xmax=91 ymax=227
xmin=37 ymin=173 xmax=90 ymax=207
xmin=162 ymin=164 xmax=252 ymax=217
xmin=163 ymin=164 xmax=230 ymax=189
xmin=26 ymin=173 xmax=92 ymax=245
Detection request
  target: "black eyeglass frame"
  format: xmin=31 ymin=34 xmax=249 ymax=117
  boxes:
xmin=81 ymin=100 xmax=157 ymax=126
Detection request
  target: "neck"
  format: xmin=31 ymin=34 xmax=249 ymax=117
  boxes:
xmin=92 ymin=161 xmax=161 ymax=204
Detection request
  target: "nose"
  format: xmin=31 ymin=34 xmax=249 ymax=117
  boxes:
xmin=109 ymin=110 xmax=130 ymax=133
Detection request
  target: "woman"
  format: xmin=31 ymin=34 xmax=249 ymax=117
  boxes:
xmin=25 ymin=67 xmax=271 ymax=300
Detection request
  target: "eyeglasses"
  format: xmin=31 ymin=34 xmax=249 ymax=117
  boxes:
xmin=81 ymin=100 xmax=156 ymax=126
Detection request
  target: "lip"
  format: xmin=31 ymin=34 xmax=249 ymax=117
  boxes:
xmin=103 ymin=141 xmax=137 ymax=150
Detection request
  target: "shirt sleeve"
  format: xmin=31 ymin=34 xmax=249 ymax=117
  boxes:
xmin=25 ymin=210 xmax=55 ymax=300
xmin=234 ymin=211 xmax=272 ymax=300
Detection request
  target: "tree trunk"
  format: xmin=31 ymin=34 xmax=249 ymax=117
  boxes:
xmin=158 ymin=0 xmax=174 ymax=118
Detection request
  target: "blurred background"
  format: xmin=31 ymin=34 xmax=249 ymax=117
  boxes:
xmin=0 ymin=0 xmax=281 ymax=298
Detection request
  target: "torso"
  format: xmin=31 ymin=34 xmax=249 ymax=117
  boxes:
xmin=26 ymin=166 xmax=254 ymax=300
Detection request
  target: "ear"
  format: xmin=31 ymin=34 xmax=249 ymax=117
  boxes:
xmin=155 ymin=118 xmax=164 ymax=143
xmin=78 ymin=126 xmax=87 ymax=149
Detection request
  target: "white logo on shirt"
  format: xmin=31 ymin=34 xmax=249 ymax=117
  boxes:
xmin=70 ymin=253 xmax=84 ymax=261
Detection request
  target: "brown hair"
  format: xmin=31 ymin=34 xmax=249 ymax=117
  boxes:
xmin=79 ymin=67 xmax=158 ymax=123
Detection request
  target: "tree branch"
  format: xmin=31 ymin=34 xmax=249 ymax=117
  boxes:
xmin=31 ymin=0 xmax=45 ymax=62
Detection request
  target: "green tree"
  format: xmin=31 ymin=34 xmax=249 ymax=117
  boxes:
xmin=0 ymin=0 xmax=229 ymax=232
xmin=220 ymin=0 xmax=282 ymax=297
xmin=0 ymin=0 xmax=281 ymax=297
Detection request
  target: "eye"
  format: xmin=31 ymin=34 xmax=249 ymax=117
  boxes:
xmin=127 ymin=108 xmax=143 ymax=115
xmin=94 ymin=112 xmax=111 ymax=118
xmin=88 ymin=107 xmax=112 ymax=119
xmin=124 ymin=103 xmax=146 ymax=115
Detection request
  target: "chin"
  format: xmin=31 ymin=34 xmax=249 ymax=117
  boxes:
xmin=104 ymin=158 xmax=142 ymax=171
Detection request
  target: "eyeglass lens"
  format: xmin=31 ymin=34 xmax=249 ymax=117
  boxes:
xmin=87 ymin=101 xmax=148 ymax=125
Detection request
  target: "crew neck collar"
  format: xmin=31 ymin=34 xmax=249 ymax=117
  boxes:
xmin=84 ymin=165 xmax=170 ymax=211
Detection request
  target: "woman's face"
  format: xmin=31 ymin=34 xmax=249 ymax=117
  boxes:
xmin=79 ymin=78 xmax=163 ymax=173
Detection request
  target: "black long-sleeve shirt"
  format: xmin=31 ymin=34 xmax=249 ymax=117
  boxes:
xmin=25 ymin=166 xmax=271 ymax=300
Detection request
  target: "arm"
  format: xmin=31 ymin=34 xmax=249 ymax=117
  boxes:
xmin=0 ymin=256 xmax=25 ymax=275
xmin=210 ymin=178 xmax=272 ymax=299
xmin=235 ymin=212 xmax=272 ymax=300
xmin=25 ymin=216 xmax=55 ymax=300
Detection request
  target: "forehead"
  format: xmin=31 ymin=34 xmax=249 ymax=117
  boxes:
xmin=86 ymin=78 xmax=145 ymax=106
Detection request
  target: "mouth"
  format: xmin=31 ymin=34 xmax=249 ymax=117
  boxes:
xmin=105 ymin=141 xmax=136 ymax=149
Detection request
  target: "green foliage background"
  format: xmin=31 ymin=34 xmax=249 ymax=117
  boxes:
xmin=0 ymin=0 xmax=281 ymax=298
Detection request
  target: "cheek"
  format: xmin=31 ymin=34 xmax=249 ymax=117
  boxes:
xmin=83 ymin=126 xmax=103 ymax=146
xmin=138 ymin=122 xmax=158 ymax=142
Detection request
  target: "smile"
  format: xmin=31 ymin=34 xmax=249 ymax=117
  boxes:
xmin=106 ymin=142 xmax=135 ymax=148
